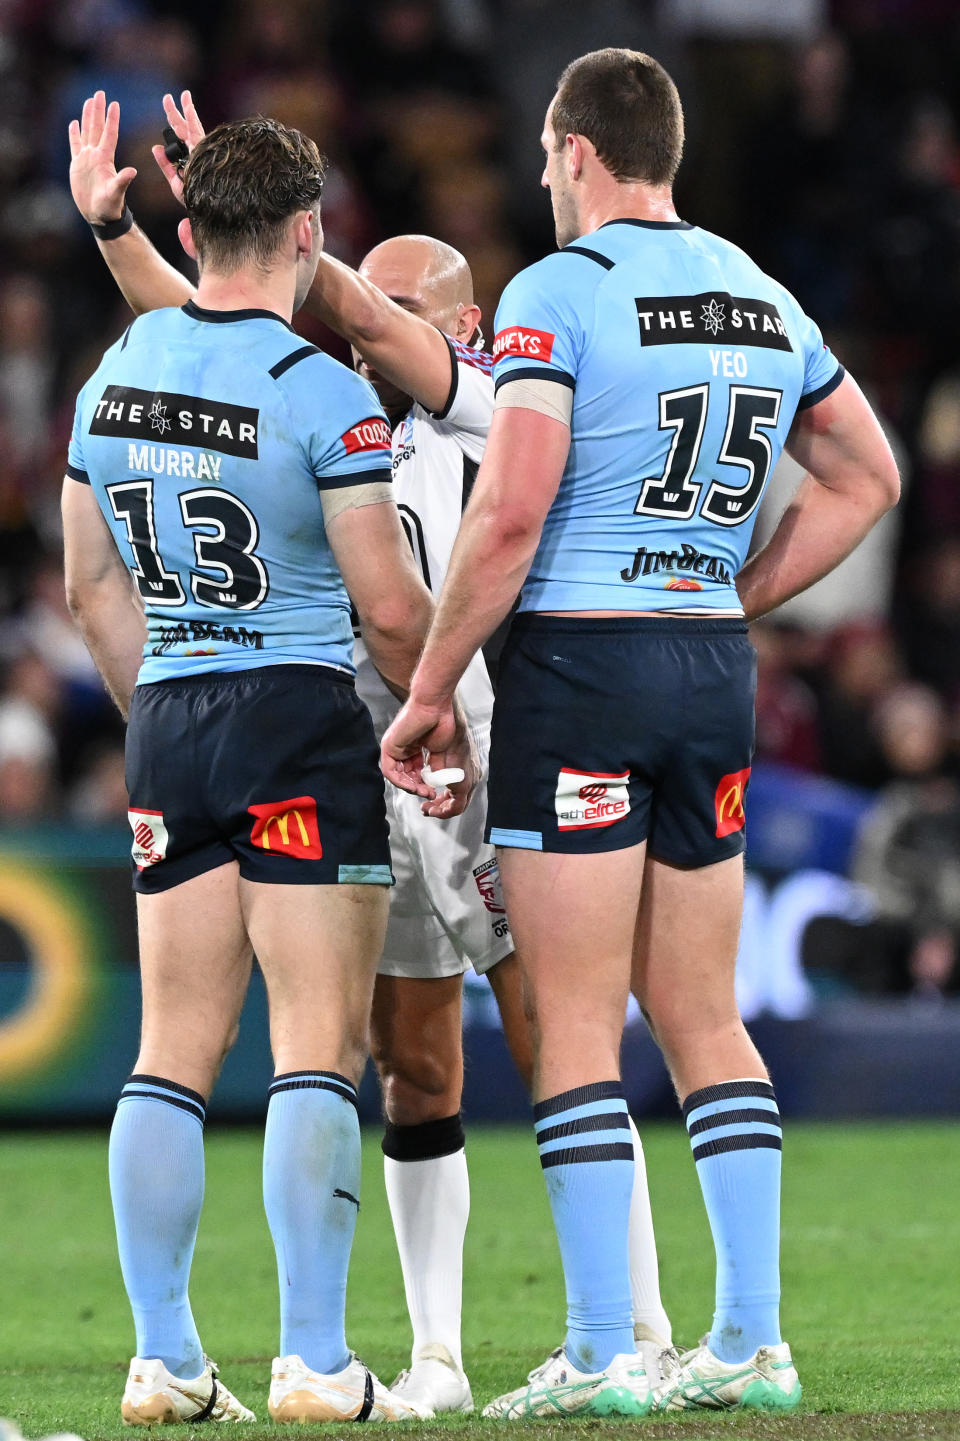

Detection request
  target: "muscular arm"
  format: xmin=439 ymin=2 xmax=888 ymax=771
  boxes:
xmin=94 ymin=224 xmax=195 ymax=315
xmin=62 ymin=478 xmax=146 ymax=719
xmin=305 ymin=255 xmax=453 ymax=413
xmin=736 ymin=374 xmax=901 ymax=622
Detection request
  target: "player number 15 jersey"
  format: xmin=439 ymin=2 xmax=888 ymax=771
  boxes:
xmin=492 ymin=219 xmax=844 ymax=614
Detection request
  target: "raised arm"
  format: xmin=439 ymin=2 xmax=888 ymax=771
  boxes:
xmin=304 ymin=255 xmax=455 ymax=414
xmin=736 ymin=373 xmax=901 ymax=621
xmin=68 ymin=90 xmax=195 ymax=314
xmin=62 ymin=478 xmax=146 ymax=719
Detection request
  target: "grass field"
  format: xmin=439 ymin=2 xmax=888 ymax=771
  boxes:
xmin=0 ymin=1123 xmax=957 ymax=1441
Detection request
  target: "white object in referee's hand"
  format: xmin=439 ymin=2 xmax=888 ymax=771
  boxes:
xmin=422 ymin=766 xmax=465 ymax=788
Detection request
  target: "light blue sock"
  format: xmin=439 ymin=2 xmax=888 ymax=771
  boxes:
xmin=534 ymin=1081 xmax=635 ymax=1374
xmin=108 ymin=1074 xmax=206 ymax=1379
xmin=263 ymin=1071 xmax=361 ymax=1375
xmin=683 ymin=1078 xmax=783 ymax=1362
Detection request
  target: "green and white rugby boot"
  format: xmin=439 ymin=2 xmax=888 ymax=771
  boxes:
xmin=482 ymin=1346 xmax=654 ymax=1420
xmin=653 ymin=1339 xmax=801 ymax=1412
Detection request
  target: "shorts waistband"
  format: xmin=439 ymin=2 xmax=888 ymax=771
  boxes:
xmin=511 ymin=614 xmax=749 ymax=637
xmin=136 ymin=662 xmax=355 ymax=694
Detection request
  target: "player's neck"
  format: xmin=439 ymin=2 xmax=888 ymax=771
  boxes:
xmin=193 ymin=267 xmax=297 ymax=323
xmin=576 ymin=181 xmax=680 ymax=238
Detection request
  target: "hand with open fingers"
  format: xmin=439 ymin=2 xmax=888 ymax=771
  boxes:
xmin=68 ymin=91 xmax=137 ymax=225
xmin=381 ymin=698 xmax=478 ymax=818
xmin=151 ymin=90 xmax=206 ymax=205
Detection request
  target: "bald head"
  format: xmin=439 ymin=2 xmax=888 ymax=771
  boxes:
xmin=360 ymin=234 xmax=475 ymax=335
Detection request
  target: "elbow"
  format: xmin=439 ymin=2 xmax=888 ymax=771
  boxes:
xmin=361 ymin=588 xmax=431 ymax=647
xmin=879 ymin=457 xmax=902 ymax=513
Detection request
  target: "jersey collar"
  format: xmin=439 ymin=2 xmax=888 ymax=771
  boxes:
xmin=598 ymin=217 xmax=694 ymax=231
xmin=182 ymin=299 xmax=296 ymax=329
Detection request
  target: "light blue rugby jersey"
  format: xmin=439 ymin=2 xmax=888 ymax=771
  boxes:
xmin=492 ymin=219 xmax=844 ymax=613
xmin=67 ymin=301 xmax=393 ymax=683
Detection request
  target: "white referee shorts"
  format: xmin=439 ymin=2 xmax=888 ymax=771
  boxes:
xmin=378 ymin=746 xmax=514 ymax=980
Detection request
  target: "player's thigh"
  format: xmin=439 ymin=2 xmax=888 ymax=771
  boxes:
xmin=497 ymin=843 xmax=646 ymax=1095
xmin=632 ymin=851 xmax=745 ymax=1037
xmin=240 ymin=878 xmax=389 ymax=1083
xmin=135 ymin=861 xmax=253 ymax=1096
xmin=370 ymin=971 xmax=464 ymax=1122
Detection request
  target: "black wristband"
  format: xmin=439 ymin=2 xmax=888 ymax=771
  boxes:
xmin=90 ymin=205 xmax=134 ymax=241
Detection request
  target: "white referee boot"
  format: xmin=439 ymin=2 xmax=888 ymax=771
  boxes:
xmin=391 ymin=1342 xmax=474 ymax=1414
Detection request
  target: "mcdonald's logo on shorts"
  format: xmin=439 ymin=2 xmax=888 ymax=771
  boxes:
xmin=248 ymin=796 xmax=323 ymax=859
xmin=714 ymin=767 xmax=751 ymax=839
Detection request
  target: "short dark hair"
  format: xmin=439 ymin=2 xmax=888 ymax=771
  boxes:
xmin=552 ymin=49 xmax=684 ymax=186
xmin=183 ymin=116 xmax=326 ymax=270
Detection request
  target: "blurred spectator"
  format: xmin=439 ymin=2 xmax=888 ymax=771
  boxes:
xmin=814 ymin=624 xmax=904 ymax=788
xmin=0 ymin=651 xmax=59 ymax=819
xmin=752 ymin=623 xmax=822 ymax=772
xmin=68 ymin=739 xmax=129 ymax=824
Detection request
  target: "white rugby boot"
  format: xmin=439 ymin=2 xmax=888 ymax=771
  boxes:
xmin=633 ymin=1321 xmax=682 ymax=1391
xmin=391 ymin=1342 xmax=473 ymax=1414
xmin=482 ymin=1345 xmax=654 ymax=1420
xmin=268 ymin=1353 xmax=432 ymax=1422
xmin=653 ymin=1339 xmax=801 ymax=1412
xmin=120 ymin=1356 xmax=255 ymax=1425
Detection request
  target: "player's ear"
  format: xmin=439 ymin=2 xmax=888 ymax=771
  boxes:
xmin=294 ymin=208 xmax=317 ymax=259
xmin=456 ymin=302 xmax=482 ymax=343
xmin=178 ymin=217 xmax=197 ymax=261
xmin=568 ymin=134 xmax=586 ymax=182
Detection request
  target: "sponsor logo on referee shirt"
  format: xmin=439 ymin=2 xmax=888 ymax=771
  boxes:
xmin=714 ymin=767 xmax=751 ymax=838
xmin=492 ymin=326 xmax=556 ymax=362
xmin=91 ymin=386 xmax=259 ymax=457
xmin=340 ymin=416 xmax=393 ymax=455
xmin=248 ymin=796 xmax=323 ymax=859
xmin=634 ymin=293 xmax=793 ymax=351
xmin=555 ymin=768 xmax=630 ymax=831
xmin=472 ymin=856 xmax=506 ymax=914
xmin=128 ymin=808 xmax=169 ymax=870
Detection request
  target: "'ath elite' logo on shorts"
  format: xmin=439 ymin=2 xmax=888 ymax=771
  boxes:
xmin=91 ymin=386 xmax=259 ymax=457
xmin=492 ymin=326 xmax=556 ymax=362
xmin=128 ymin=807 xmax=169 ymax=870
xmin=635 ymin=293 xmax=793 ymax=351
xmin=714 ymin=767 xmax=751 ymax=838
xmin=472 ymin=856 xmax=506 ymax=915
xmin=556 ymin=768 xmax=630 ymax=831
xmin=248 ymin=796 xmax=323 ymax=859
xmin=340 ymin=416 xmax=392 ymax=455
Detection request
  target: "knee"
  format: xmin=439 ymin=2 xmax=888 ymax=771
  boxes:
xmin=371 ymin=1031 xmax=458 ymax=1125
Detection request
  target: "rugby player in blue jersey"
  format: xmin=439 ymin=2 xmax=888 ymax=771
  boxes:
xmin=382 ymin=48 xmax=900 ymax=1418
xmin=63 ymin=107 xmax=474 ymax=1425
xmin=68 ymin=89 xmax=676 ymax=1411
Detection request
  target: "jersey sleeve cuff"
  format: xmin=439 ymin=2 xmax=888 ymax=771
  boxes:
xmin=428 ymin=334 xmax=459 ymax=421
xmin=316 ymin=465 xmax=393 ymax=491
xmin=797 ymin=364 xmax=845 ymax=410
xmin=494 ymin=366 xmax=576 ymax=395
xmin=65 ymin=462 xmax=90 ymax=484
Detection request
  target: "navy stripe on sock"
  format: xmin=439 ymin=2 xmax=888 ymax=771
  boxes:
xmin=268 ymin=1071 xmax=358 ymax=1110
xmin=539 ymin=1141 xmax=634 ymax=1169
xmin=682 ymin=1080 xmax=776 ymax=1119
xmin=127 ymin=1073 xmax=206 ymax=1108
xmin=120 ymin=1089 xmax=205 ymax=1123
xmin=536 ymin=1112 xmax=630 ymax=1146
xmin=687 ymin=1107 xmax=781 ymax=1138
xmin=533 ymin=1080 xmax=623 ymax=1122
xmin=692 ymin=1132 xmax=783 ymax=1163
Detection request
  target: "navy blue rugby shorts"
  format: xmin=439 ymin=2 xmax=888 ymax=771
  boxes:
xmin=486 ymin=615 xmax=756 ymax=868
xmin=125 ymin=663 xmax=392 ymax=893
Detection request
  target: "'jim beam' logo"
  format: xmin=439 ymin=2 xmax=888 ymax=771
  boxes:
xmin=91 ymin=385 xmax=259 ymax=458
xmin=635 ymin=293 xmax=793 ymax=351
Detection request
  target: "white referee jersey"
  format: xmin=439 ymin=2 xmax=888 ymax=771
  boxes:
xmin=355 ymin=334 xmax=495 ymax=738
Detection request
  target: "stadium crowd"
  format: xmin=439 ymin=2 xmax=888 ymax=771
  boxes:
xmin=0 ymin=0 xmax=959 ymax=991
